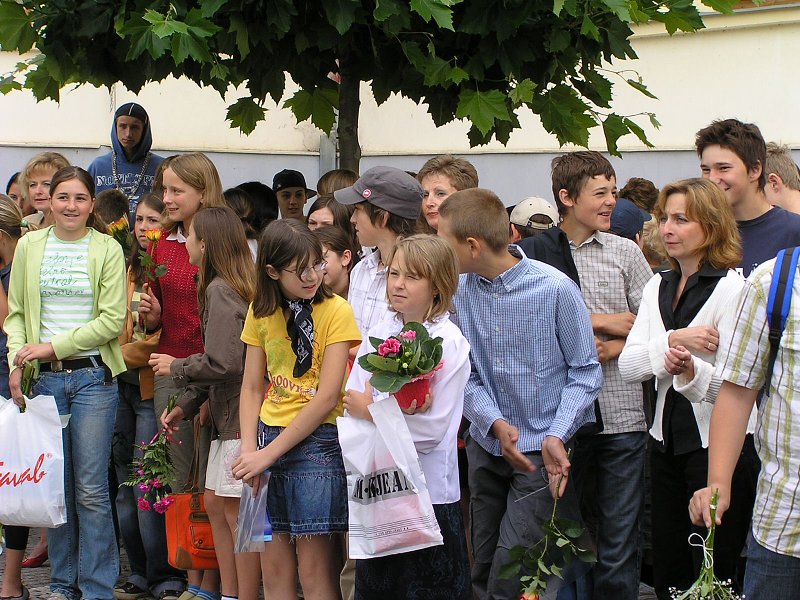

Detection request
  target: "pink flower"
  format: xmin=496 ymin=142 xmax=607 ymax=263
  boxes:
xmin=398 ymin=330 xmax=417 ymax=341
xmin=138 ymin=482 xmax=151 ymax=492
xmin=137 ymin=468 xmax=145 ymax=476
xmin=162 ymin=495 xmax=175 ymax=509
xmin=153 ymin=500 xmax=167 ymax=514
xmin=378 ymin=338 xmax=401 ymax=357
xmin=151 ymin=477 xmax=162 ymax=489
xmin=137 ymin=497 xmax=152 ymax=511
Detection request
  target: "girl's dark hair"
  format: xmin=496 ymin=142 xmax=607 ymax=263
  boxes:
xmin=237 ymin=181 xmax=279 ymax=232
xmin=48 ymin=167 xmax=107 ymax=234
xmin=253 ymin=219 xmax=332 ymax=317
xmin=313 ymin=225 xmax=359 ymax=273
xmin=129 ymin=192 xmax=166 ymax=284
xmin=223 ymin=187 xmax=258 ymax=239
xmin=307 ymin=193 xmax=358 ymax=243
xmin=5 ymin=172 xmax=20 ymax=194
xmin=192 ymin=207 xmax=255 ymax=317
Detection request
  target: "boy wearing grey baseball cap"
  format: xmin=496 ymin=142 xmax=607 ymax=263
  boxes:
xmin=334 ymin=166 xmax=423 ymax=337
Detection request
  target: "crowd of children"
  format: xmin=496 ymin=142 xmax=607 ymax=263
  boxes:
xmin=1 ymin=106 xmax=800 ymax=600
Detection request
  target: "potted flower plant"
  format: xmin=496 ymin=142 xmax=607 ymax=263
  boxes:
xmin=357 ymin=321 xmax=444 ymax=410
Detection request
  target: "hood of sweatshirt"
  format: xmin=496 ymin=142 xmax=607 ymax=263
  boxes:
xmin=111 ymin=102 xmax=154 ymax=164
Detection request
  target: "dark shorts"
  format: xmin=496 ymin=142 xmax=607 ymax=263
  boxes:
xmin=257 ymin=421 xmax=348 ymax=536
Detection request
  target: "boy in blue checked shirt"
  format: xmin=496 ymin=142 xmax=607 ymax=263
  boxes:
xmin=438 ymin=188 xmax=602 ymax=600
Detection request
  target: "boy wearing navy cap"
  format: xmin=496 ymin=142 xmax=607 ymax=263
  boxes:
xmin=272 ymin=169 xmax=315 ymax=221
xmin=610 ymin=197 xmax=652 ymax=245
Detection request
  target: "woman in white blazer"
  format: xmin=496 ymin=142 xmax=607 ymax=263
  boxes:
xmin=619 ymin=178 xmax=755 ymax=599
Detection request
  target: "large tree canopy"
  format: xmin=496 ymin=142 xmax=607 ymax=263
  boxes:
xmin=0 ymin=0 xmax=735 ymax=169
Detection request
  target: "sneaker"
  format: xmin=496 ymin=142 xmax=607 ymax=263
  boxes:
xmin=175 ymin=591 xmax=195 ymax=600
xmin=157 ymin=591 xmax=182 ymax=600
xmin=114 ymin=583 xmax=148 ymax=600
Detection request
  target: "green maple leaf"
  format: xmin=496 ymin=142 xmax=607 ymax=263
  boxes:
xmin=602 ymin=113 xmax=628 ymax=156
xmin=626 ymin=77 xmax=657 ymax=99
xmin=121 ymin=14 xmax=171 ymax=60
xmin=200 ymin=0 xmax=228 ymax=18
xmin=323 ymin=0 xmax=359 ymax=35
xmin=228 ymin=15 xmax=250 ymax=59
xmin=410 ymin=0 xmax=461 ymax=31
xmin=600 ymin=0 xmax=631 ymax=21
xmin=284 ymin=86 xmax=339 ymax=133
xmin=456 ymin=89 xmax=511 ymax=136
xmin=0 ymin=0 xmax=36 ymax=53
xmin=532 ymin=85 xmax=595 ymax=147
xmin=509 ymin=79 xmax=535 ymax=105
xmin=622 ymin=117 xmax=654 ymax=148
xmin=0 ymin=73 xmax=22 ymax=94
xmin=226 ymin=97 xmax=266 ymax=134
xmin=374 ymin=0 xmax=402 ymax=21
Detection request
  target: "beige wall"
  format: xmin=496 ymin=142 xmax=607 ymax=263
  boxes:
xmin=1 ymin=6 xmax=798 ymax=157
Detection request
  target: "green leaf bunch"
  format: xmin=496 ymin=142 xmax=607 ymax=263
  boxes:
xmin=500 ymin=463 xmax=596 ymax=597
xmin=138 ymin=240 xmax=168 ymax=283
xmin=0 ymin=0 xmax=736 ymax=156
xmin=670 ymin=489 xmax=742 ymax=599
xmin=357 ymin=321 xmax=443 ymax=394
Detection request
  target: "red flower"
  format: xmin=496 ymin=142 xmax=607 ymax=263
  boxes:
xmin=378 ymin=338 xmax=401 ymax=357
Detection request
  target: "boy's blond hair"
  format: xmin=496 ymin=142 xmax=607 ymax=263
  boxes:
xmin=438 ymin=188 xmax=509 ymax=253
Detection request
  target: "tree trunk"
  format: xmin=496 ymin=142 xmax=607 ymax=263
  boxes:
xmin=337 ymin=55 xmax=361 ymax=173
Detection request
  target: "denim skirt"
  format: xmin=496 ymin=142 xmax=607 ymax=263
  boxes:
xmin=257 ymin=421 xmax=348 ymax=536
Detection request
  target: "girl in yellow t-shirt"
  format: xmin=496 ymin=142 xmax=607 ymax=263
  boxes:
xmin=232 ymin=219 xmax=361 ymax=599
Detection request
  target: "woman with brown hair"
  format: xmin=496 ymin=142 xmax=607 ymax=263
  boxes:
xmin=619 ymin=178 xmax=751 ymax=599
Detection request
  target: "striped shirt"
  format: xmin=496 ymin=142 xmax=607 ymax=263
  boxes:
xmin=348 ymin=247 xmax=390 ymax=339
xmin=716 ymin=258 xmax=800 ymax=557
xmin=40 ymin=230 xmax=98 ymax=357
xmin=452 ymin=246 xmax=602 ymax=455
xmin=569 ymin=232 xmax=652 ymax=434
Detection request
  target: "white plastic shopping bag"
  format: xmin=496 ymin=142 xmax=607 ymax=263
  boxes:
xmin=337 ymin=398 xmax=443 ymax=559
xmin=0 ymin=394 xmax=66 ymax=527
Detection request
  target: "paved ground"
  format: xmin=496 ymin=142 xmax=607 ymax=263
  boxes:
xmin=2 ymin=529 xmax=658 ymax=600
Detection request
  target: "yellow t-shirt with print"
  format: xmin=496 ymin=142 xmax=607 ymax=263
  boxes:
xmin=241 ymin=294 xmax=361 ymax=427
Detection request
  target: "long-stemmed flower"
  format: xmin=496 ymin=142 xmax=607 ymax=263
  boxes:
xmin=123 ymin=394 xmax=179 ymax=513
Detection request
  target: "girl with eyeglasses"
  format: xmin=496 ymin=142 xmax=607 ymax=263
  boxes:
xmin=231 ymin=218 xmax=361 ymax=600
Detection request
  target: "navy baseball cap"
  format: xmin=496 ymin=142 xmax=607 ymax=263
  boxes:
xmin=610 ymin=197 xmax=652 ymax=240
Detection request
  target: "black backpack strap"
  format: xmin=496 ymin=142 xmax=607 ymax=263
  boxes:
xmin=765 ymin=246 xmax=800 ymax=396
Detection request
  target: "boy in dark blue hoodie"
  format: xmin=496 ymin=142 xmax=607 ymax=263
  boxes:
xmin=88 ymin=102 xmax=164 ymax=219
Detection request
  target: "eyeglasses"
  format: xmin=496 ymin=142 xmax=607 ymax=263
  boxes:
xmin=282 ymin=261 xmax=327 ymax=281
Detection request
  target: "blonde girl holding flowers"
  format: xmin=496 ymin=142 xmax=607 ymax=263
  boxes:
xmin=139 ymin=152 xmax=226 ymax=600
xmin=343 ymin=234 xmax=471 ymax=599
xmin=232 ymin=219 xmax=361 ymax=600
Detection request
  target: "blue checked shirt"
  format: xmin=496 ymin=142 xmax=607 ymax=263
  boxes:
xmin=452 ymin=247 xmax=602 ymax=456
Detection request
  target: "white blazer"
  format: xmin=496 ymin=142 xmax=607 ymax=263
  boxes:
xmin=619 ymin=269 xmax=750 ymax=447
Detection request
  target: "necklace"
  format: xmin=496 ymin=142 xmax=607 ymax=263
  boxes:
xmin=111 ymin=151 xmax=151 ymax=200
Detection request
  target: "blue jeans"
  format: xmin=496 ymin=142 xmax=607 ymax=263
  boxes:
xmin=113 ymin=381 xmax=185 ymax=596
xmin=572 ymin=431 xmax=646 ymax=600
xmin=34 ymin=366 xmax=120 ymax=600
xmin=744 ymin=537 xmax=800 ymax=599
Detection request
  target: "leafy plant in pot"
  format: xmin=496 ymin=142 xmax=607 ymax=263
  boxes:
xmin=357 ymin=322 xmax=444 ymax=410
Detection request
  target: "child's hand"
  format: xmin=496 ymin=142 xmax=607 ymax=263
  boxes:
xmin=160 ymin=404 xmax=185 ymax=436
xmin=149 ymin=353 xmax=175 ymax=376
xmin=232 ymin=449 xmax=273 ymax=484
xmin=401 ymin=393 xmax=433 ymax=415
xmin=139 ymin=283 xmax=162 ymax=329
xmin=344 ymin=383 xmax=374 ymax=421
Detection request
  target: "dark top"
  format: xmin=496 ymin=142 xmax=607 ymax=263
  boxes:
xmin=657 ymin=263 xmax=726 ymax=455
xmin=739 ymin=206 xmax=800 ymax=277
xmin=517 ymin=227 xmax=581 ymax=287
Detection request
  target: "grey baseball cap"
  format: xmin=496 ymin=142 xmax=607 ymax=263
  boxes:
xmin=334 ymin=166 xmax=422 ymax=220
